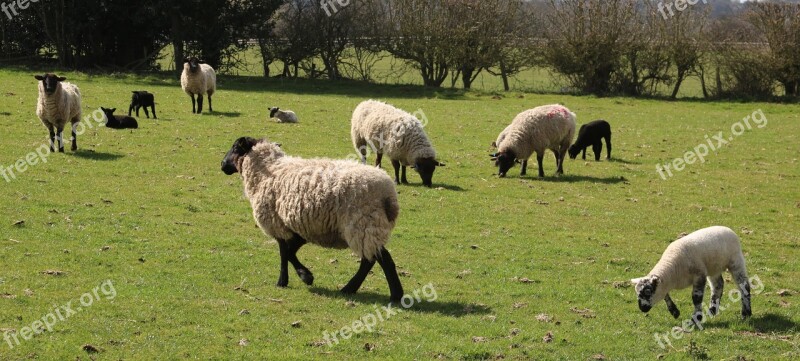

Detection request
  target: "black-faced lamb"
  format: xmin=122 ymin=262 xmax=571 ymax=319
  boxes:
xmin=101 ymin=107 xmax=139 ymax=129
xmin=631 ymin=226 xmax=752 ymax=325
xmin=351 ymin=100 xmax=445 ymax=187
xmin=35 ymin=73 xmax=82 ymax=152
xmin=221 ymin=137 xmax=404 ymax=301
xmin=269 ymin=107 xmax=298 ymax=123
xmin=491 ymin=104 xmax=576 ymax=178
xmin=568 ymin=120 xmax=611 ymax=161
xmin=181 ymin=57 xmax=216 ymax=114
xmin=129 ymin=91 xmax=157 ymax=119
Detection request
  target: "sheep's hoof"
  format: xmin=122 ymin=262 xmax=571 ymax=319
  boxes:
xmin=340 ymin=285 xmax=358 ymax=295
xmin=401 ymin=180 xmax=409 ymax=184
xmin=297 ymin=270 xmax=314 ymax=285
xmin=709 ymin=306 xmax=718 ymax=316
xmin=276 ymin=278 xmax=288 ymax=288
xmin=58 ymin=148 xmax=65 ymax=153
xmin=669 ymin=309 xmax=681 ymax=319
xmin=71 ymin=145 xmax=77 ymax=151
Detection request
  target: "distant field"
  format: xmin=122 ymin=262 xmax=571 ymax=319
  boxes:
xmin=0 ymin=68 xmax=798 ymax=360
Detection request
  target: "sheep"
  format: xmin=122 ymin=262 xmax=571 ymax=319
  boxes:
xmin=269 ymin=107 xmax=298 ymax=123
xmin=490 ymin=104 xmax=576 ymax=178
xmin=351 ymin=99 xmax=445 ymax=187
xmin=35 ymin=73 xmax=82 ymax=152
xmin=220 ymin=137 xmax=404 ymax=301
xmin=181 ymin=57 xmax=216 ymax=114
xmin=129 ymin=91 xmax=157 ymax=119
xmin=101 ymin=107 xmax=139 ymax=129
xmin=631 ymin=226 xmax=752 ymax=326
xmin=568 ymin=120 xmax=611 ymax=161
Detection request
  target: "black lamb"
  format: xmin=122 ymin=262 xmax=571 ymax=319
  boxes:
xmin=102 ymin=107 xmax=139 ymax=129
xmin=568 ymin=120 xmax=611 ymax=161
xmin=129 ymin=91 xmax=156 ymax=119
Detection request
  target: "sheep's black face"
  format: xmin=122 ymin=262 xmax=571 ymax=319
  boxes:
xmin=222 ymin=137 xmax=258 ymax=175
xmin=568 ymin=145 xmax=581 ymax=159
xmin=185 ymin=57 xmax=202 ymax=73
xmin=632 ymin=276 xmax=659 ymax=313
xmin=492 ymin=151 xmax=516 ymax=177
xmin=269 ymin=107 xmax=279 ymax=118
xmin=414 ymin=157 xmax=445 ymax=187
xmin=35 ymin=73 xmax=66 ymax=95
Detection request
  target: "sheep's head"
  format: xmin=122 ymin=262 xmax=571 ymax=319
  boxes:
xmin=184 ymin=57 xmax=205 ymax=73
xmin=35 ymin=73 xmax=66 ymax=95
xmin=631 ymin=275 xmax=665 ymax=313
xmin=269 ymin=107 xmax=280 ymax=118
xmin=222 ymin=137 xmax=259 ymax=175
xmin=413 ymin=157 xmax=445 ymax=187
xmin=490 ymin=151 xmax=516 ymax=177
xmin=568 ymin=144 xmax=581 ymax=159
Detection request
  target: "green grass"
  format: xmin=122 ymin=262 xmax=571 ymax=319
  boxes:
xmin=0 ymin=68 xmax=798 ymax=360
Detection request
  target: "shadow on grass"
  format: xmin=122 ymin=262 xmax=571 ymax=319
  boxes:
xmin=0 ymin=112 xmax=11 ymax=116
xmin=608 ymin=158 xmax=641 ymax=165
xmin=398 ymin=183 xmax=466 ymax=192
xmin=209 ymin=111 xmax=242 ymax=118
xmin=70 ymin=150 xmax=124 ymax=161
xmin=705 ymin=313 xmax=798 ymax=334
xmin=518 ymin=174 xmax=628 ymax=184
xmin=309 ymin=287 xmax=492 ymax=317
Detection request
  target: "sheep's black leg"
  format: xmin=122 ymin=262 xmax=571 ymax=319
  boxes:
xmin=47 ymin=126 xmax=56 ymax=152
xmin=341 ymin=257 xmax=376 ymax=295
xmin=70 ymin=123 xmax=77 ymax=151
xmin=375 ymin=153 xmax=382 ymax=168
xmin=129 ymin=105 xmax=134 ymax=117
xmin=664 ymin=293 xmax=680 ymax=319
xmin=286 ymin=235 xmax=313 ymax=285
xmin=732 ymin=269 xmax=752 ymax=319
xmin=197 ymin=94 xmax=204 ymax=114
xmin=581 ymin=147 xmax=586 ymax=160
xmin=391 ymin=160 xmax=401 ymax=184
xmin=143 ymin=106 xmax=150 ymax=119
xmin=592 ymin=140 xmax=602 ymax=161
xmin=207 ymin=93 xmax=213 ymax=112
xmin=554 ymin=149 xmax=564 ymax=175
xmin=276 ymin=239 xmax=290 ymax=287
xmin=709 ymin=275 xmax=724 ymax=316
xmin=376 ymin=247 xmax=404 ymax=302
xmin=401 ymin=166 xmax=408 ymax=184
xmin=56 ymin=126 xmax=65 ymax=153
xmin=536 ymin=152 xmax=545 ymax=177
xmin=151 ymin=105 xmax=157 ymax=119
xmin=605 ymin=135 xmax=612 ymax=159
xmin=520 ymin=160 xmax=527 ymax=176
xmin=691 ymin=277 xmax=707 ymax=326
xmin=190 ymin=94 xmax=197 ymax=114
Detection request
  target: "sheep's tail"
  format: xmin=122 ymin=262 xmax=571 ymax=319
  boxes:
xmin=384 ymin=197 xmax=399 ymax=223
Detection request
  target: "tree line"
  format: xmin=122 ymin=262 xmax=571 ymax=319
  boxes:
xmin=1 ymin=0 xmax=797 ymax=98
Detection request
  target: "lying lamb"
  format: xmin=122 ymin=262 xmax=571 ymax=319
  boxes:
xmin=631 ymin=226 xmax=752 ymax=325
xmin=269 ymin=107 xmax=298 ymax=123
xmin=101 ymin=107 xmax=139 ymax=129
xmin=221 ymin=137 xmax=404 ymax=301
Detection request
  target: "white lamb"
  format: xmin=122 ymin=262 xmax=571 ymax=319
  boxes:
xmin=181 ymin=57 xmax=216 ymax=114
xmin=351 ymin=99 xmax=444 ymax=187
xmin=491 ymin=104 xmax=576 ymax=178
xmin=35 ymin=73 xmax=82 ymax=152
xmin=221 ymin=137 xmax=404 ymax=301
xmin=631 ymin=226 xmax=753 ymax=325
xmin=269 ymin=107 xmax=298 ymax=123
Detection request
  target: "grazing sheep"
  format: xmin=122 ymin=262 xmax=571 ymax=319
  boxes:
xmin=35 ymin=73 xmax=82 ymax=152
xmin=631 ymin=226 xmax=752 ymax=325
xmin=351 ymin=100 xmax=445 ymax=187
xmin=129 ymin=91 xmax=157 ymax=119
xmin=181 ymin=57 xmax=216 ymax=114
xmin=491 ymin=104 xmax=576 ymax=178
xmin=269 ymin=107 xmax=298 ymax=123
xmin=101 ymin=107 xmax=139 ymax=129
xmin=568 ymin=120 xmax=611 ymax=161
xmin=221 ymin=137 xmax=404 ymax=301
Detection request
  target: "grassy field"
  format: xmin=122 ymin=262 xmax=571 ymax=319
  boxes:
xmin=0 ymin=67 xmax=798 ymax=360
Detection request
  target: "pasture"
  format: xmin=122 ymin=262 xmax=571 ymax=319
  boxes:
xmin=0 ymin=68 xmax=798 ymax=360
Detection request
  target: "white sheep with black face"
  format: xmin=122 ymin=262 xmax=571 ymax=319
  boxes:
xmin=181 ymin=57 xmax=216 ymax=114
xmin=631 ymin=226 xmax=752 ymax=325
xmin=35 ymin=73 xmax=82 ymax=152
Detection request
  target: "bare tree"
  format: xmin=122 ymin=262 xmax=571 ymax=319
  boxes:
xmin=746 ymin=1 xmax=800 ymax=96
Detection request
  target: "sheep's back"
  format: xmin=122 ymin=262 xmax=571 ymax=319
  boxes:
xmin=500 ymin=105 xmax=576 ymax=158
xmin=351 ymin=100 xmax=434 ymax=164
xmin=662 ymin=226 xmax=743 ymax=278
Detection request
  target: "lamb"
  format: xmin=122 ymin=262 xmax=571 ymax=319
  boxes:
xmin=631 ymin=226 xmax=752 ymax=325
xmin=568 ymin=120 xmax=611 ymax=161
xmin=221 ymin=137 xmax=404 ymax=301
xmin=181 ymin=57 xmax=216 ymax=114
xmin=351 ymin=99 xmax=445 ymax=187
xmin=129 ymin=91 xmax=157 ymax=119
xmin=490 ymin=104 xmax=576 ymax=178
xmin=269 ymin=107 xmax=298 ymax=123
xmin=35 ymin=73 xmax=82 ymax=152
xmin=101 ymin=107 xmax=139 ymax=129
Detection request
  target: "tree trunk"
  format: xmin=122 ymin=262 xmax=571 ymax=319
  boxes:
xmin=171 ymin=13 xmax=184 ymax=77
xmin=461 ymin=67 xmax=474 ymax=89
xmin=671 ymin=69 xmax=686 ymax=99
xmin=500 ymin=60 xmax=510 ymax=92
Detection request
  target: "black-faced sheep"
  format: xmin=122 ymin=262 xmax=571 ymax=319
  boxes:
xmin=35 ymin=73 xmax=82 ymax=152
xmin=491 ymin=104 xmax=576 ymax=178
xmin=181 ymin=57 xmax=216 ymax=114
xmin=221 ymin=137 xmax=404 ymax=301
xmin=129 ymin=91 xmax=157 ymax=119
xmin=269 ymin=107 xmax=298 ymax=123
xmin=631 ymin=226 xmax=752 ymax=325
xmin=101 ymin=107 xmax=139 ymax=129
xmin=568 ymin=120 xmax=611 ymax=161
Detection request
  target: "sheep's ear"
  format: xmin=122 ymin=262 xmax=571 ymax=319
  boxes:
xmin=183 ymin=57 xmax=190 ymax=63
xmin=436 ymin=161 xmax=446 ymax=167
xmin=274 ymin=143 xmax=282 ymax=147
xmin=57 ymin=77 xmax=67 ymax=82
xmin=630 ymin=278 xmax=643 ymax=285
xmin=491 ymin=141 xmax=497 ymax=148
xmin=35 ymin=75 xmax=44 ymax=80
xmin=489 ymin=153 xmax=497 ymax=157
xmin=110 ymin=108 xmax=116 ymax=113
